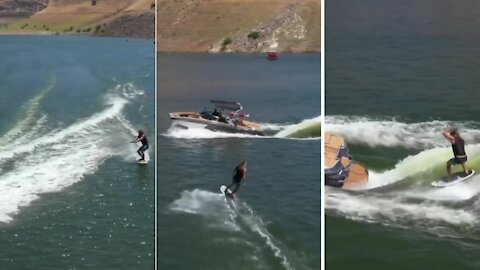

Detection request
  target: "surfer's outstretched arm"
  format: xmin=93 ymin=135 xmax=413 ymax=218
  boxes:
xmin=131 ymin=135 xmax=144 ymax=143
xmin=442 ymin=129 xmax=455 ymax=144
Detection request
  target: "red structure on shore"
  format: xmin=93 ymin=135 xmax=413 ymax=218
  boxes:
xmin=267 ymin=51 xmax=278 ymax=61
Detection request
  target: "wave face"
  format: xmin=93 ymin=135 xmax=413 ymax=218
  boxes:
xmin=326 ymin=116 xmax=480 ymax=238
xmin=0 ymin=82 xmax=147 ymax=223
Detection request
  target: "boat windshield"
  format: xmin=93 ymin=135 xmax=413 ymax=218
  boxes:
xmin=210 ymin=100 xmax=242 ymax=112
xmin=200 ymin=110 xmax=217 ymax=121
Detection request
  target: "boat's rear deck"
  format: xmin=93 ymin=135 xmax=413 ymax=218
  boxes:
xmin=324 ymin=132 xmax=368 ymax=189
xmin=325 ymin=133 xmax=346 ymax=168
xmin=342 ymin=163 xmax=369 ymax=189
xmin=239 ymin=119 xmax=262 ymax=130
xmin=170 ymin=112 xmax=201 ymax=119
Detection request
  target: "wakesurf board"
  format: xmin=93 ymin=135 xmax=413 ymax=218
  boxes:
xmin=220 ymin=185 xmax=234 ymax=199
xmin=137 ymin=160 xmax=148 ymax=165
xmin=431 ymin=170 xmax=475 ymax=187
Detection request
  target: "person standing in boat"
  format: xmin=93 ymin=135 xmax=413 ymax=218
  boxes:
xmin=225 ymin=161 xmax=247 ymax=197
xmin=212 ymin=108 xmax=220 ymax=117
xmin=442 ymin=128 xmax=469 ymax=176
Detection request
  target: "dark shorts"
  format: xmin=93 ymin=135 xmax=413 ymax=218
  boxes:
xmin=230 ymin=181 xmax=241 ymax=193
xmin=138 ymin=144 xmax=149 ymax=152
xmin=448 ymin=156 xmax=467 ymax=165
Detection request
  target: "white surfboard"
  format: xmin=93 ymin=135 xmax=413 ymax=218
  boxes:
xmin=431 ymin=170 xmax=475 ymax=187
xmin=220 ymin=185 xmax=234 ymax=199
xmin=137 ymin=160 xmax=148 ymax=165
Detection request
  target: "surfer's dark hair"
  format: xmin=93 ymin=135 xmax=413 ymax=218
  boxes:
xmin=450 ymin=129 xmax=458 ymax=136
xmin=138 ymin=130 xmax=144 ymax=135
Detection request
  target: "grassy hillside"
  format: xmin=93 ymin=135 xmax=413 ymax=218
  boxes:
xmin=0 ymin=0 xmax=154 ymax=38
xmin=157 ymin=0 xmax=320 ymax=53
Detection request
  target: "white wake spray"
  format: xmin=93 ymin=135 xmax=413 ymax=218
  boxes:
xmin=0 ymin=83 xmax=146 ymax=223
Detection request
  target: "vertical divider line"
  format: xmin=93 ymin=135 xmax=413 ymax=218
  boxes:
xmin=154 ymin=0 xmax=158 ymax=269
xmin=320 ymin=0 xmax=326 ymax=269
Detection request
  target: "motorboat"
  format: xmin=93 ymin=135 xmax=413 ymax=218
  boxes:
xmin=168 ymin=100 xmax=265 ymax=136
xmin=325 ymin=132 xmax=368 ymax=189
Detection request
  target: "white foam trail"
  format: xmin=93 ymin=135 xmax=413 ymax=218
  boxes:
xmin=0 ymin=142 xmax=108 ymax=222
xmin=326 ymin=188 xmax=477 ymax=227
xmin=169 ymin=190 xmax=297 ymax=269
xmin=0 ymin=97 xmax=127 ymax=161
xmin=326 ymin=116 xmax=480 ymax=149
xmin=121 ymin=83 xmax=145 ymax=99
xmin=0 ymin=76 xmax=56 ymax=146
xmin=239 ymin=202 xmax=294 ymax=270
xmin=163 ymin=126 xmax=264 ymax=139
xmin=260 ymin=123 xmax=287 ymax=131
xmin=0 ymin=83 xmax=145 ymax=223
xmin=408 ymin=176 xmax=480 ymax=202
xmin=169 ymin=189 xmax=239 ymax=231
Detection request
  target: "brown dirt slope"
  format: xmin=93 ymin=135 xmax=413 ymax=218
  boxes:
xmin=0 ymin=0 xmax=154 ymax=38
xmin=157 ymin=0 xmax=320 ymax=53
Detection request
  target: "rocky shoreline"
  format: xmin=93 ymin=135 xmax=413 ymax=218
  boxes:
xmin=0 ymin=0 xmax=47 ymax=24
xmin=97 ymin=12 xmax=154 ymax=39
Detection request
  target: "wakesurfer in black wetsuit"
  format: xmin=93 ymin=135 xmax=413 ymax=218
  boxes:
xmin=443 ymin=128 xmax=469 ymax=176
xmin=131 ymin=130 xmax=149 ymax=161
xmin=225 ymin=161 xmax=247 ymax=198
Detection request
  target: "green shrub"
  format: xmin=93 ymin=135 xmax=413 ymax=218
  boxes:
xmin=247 ymin=31 xmax=260 ymax=39
xmin=222 ymin=37 xmax=232 ymax=46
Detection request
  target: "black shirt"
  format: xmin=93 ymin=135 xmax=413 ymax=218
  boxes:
xmin=233 ymin=166 xmax=244 ymax=182
xmin=452 ymin=138 xmax=466 ymax=156
xmin=139 ymin=135 xmax=148 ymax=146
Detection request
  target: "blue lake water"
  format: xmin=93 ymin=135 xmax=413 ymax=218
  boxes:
xmin=326 ymin=1 xmax=480 ymax=269
xmin=0 ymin=35 xmax=155 ymax=269
xmin=158 ymin=53 xmax=321 ymax=270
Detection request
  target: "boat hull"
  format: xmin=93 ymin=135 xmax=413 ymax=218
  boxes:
xmin=169 ymin=112 xmax=265 ymax=136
